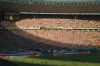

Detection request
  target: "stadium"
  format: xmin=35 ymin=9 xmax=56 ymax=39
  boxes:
xmin=0 ymin=0 xmax=100 ymax=66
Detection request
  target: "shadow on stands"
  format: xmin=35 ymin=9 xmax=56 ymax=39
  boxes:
xmin=0 ymin=25 xmax=98 ymax=51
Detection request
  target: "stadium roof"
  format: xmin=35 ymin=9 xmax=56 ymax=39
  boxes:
xmin=22 ymin=0 xmax=99 ymax=2
xmin=0 ymin=0 xmax=100 ymax=5
xmin=0 ymin=0 xmax=100 ymax=13
xmin=0 ymin=0 xmax=100 ymax=3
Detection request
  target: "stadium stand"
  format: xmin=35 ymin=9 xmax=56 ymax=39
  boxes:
xmin=0 ymin=16 xmax=100 ymax=52
xmin=0 ymin=0 xmax=100 ymax=53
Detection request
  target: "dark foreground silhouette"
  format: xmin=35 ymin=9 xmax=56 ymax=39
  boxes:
xmin=0 ymin=59 xmax=18 ymax=66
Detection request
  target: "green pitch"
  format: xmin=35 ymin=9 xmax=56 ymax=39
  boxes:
xmin=7 ymin=52 xmax=100 ymax=66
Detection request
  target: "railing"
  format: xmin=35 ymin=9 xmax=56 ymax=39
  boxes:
xmin=0 ymin=26 xmax=100 ymax=31
xmin=20 ymin=12 xmax=100 ymax=15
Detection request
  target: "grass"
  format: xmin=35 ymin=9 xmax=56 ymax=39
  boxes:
xmin=7 ymin=52 xmax=100 ymax=66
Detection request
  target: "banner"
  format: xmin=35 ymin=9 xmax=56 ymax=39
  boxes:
xmin=4 ymin=12 xmax=20 ymax=21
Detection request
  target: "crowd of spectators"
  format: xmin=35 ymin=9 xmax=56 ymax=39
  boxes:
xmin=15 ymin=18 xmax=100 ymax=28
xmin=0 ymin=18 xmax=100 ymax=51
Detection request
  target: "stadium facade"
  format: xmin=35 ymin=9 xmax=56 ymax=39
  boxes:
xmin=0 ymin=0 xmax=100 ymax=14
